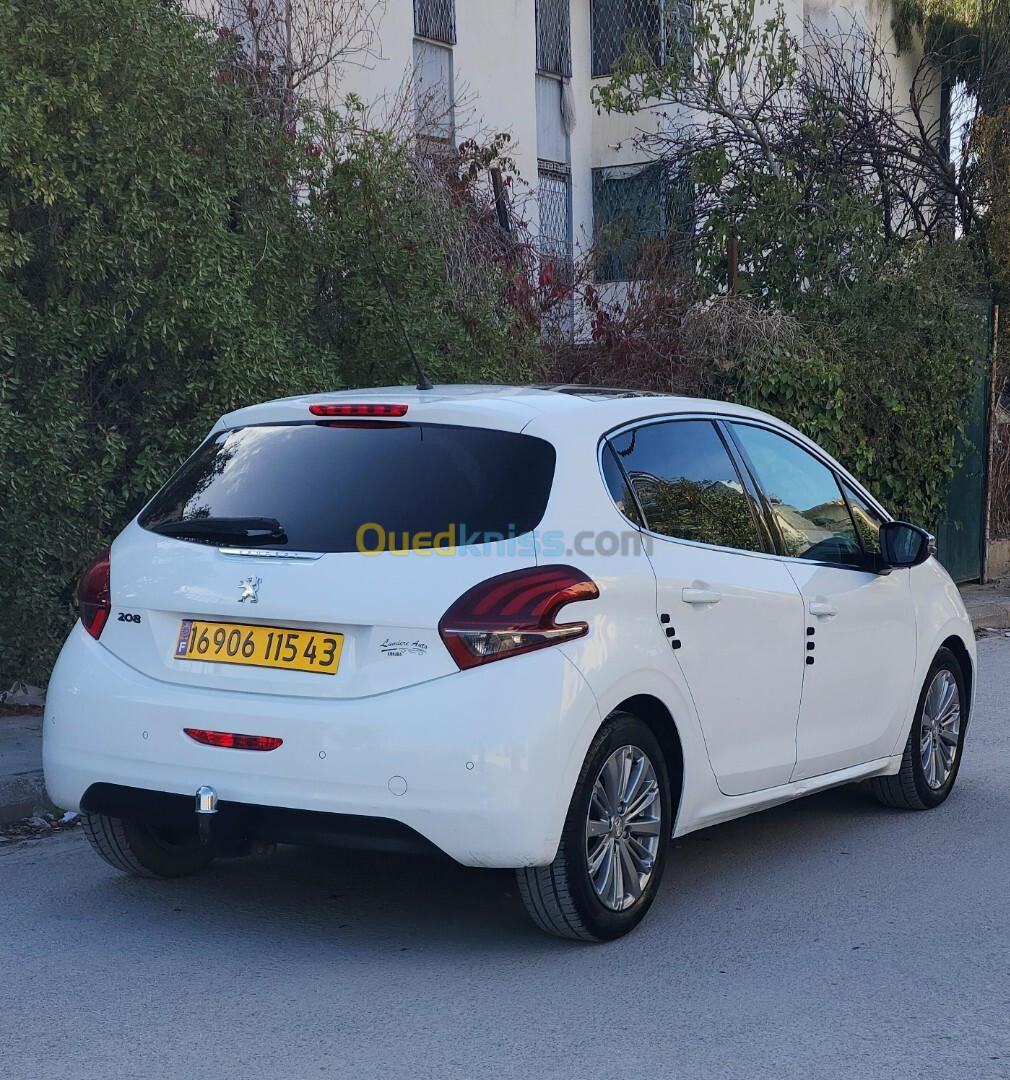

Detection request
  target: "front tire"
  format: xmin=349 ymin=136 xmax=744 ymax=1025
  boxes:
xmin=82 ymin=813 xmax=215 ymax=878
xmin=516 ymin=711 xmax=672 ymax=941
xmin=869 ymin=647 xmax=967 ymax=811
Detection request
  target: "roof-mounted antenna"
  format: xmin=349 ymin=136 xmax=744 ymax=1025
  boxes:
xmin=369 ymin=251 xmax=434 ymax=392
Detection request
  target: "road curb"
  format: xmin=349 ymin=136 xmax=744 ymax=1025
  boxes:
xmin=0 ymin=710 xmax=57 ymax=824
xmin=0 ymin=769 xmax=56 ymax=825
xmin=958 ymin=584 xmax=1010 ymax=634
xmin=969 ymin=608 xmax=1010 ymax=633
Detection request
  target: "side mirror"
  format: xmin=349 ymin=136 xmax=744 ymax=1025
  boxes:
xmin=879 ymin=521 xmax=936 ymax=570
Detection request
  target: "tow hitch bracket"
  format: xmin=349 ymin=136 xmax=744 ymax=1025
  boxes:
xmin=195 ymin=785 xmax=218 ymax=844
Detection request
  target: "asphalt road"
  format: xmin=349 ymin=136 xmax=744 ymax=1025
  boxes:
xmin=4 ymin=639 xmax=1010 ymax=1080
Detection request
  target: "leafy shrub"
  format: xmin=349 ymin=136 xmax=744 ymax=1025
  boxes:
xmin=0 ymin=0 xmax=531 ymax=684
xmin=714 ymin=240 xmax=987 ymax=530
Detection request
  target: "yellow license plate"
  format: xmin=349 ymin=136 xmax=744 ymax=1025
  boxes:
xmin=174 ymin=620 xmax=343 ymax=675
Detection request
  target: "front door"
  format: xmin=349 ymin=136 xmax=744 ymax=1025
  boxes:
xmin=728 ymin=422 xmax=918 ymax=779
xmin=607 ymin=419 xmax=806 ymax=796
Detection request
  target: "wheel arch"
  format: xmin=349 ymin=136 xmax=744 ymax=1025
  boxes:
xmin=561 ymin=665 xmax=717 ymax=842
xmin=940 ymin=634 xmax=974 ymax=719
xmin=612 ymin=694 xmax=685 ymax=820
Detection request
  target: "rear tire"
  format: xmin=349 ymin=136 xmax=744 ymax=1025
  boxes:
xmin=869 ymin=647 xmax=967 ymax=811
xmin=82 ymin=813 xmax=214 ymax=878
xmin=516 ymin=711 xmax=672 ymax=942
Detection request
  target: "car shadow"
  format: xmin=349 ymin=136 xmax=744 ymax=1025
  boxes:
xmin=91 ymin=781 xmax=906 ymax=952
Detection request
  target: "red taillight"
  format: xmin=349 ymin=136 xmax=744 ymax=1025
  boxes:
xmin=438 ymin=565 xmax=599 ymax=670
xmin=78 ymin=548 xmax=111 ymax=640
xmin=309 ymin=403 xmax=409 ymax=418
xmin=184 ymin=729 xmax=283 ymax=752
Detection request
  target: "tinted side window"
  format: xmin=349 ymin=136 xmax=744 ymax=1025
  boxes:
xmin=601 ymin=442 xmax=643 ymax=526
xmin=731 ymin=424 xmax=863 ymax=567
xmin=609 ymin=420 xmax=762 ymax=551
xmin=841 ymin=482 xmax=884 ymax=555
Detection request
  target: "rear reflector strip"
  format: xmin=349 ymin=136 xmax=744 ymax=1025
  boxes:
xmin=184 ymin=729 xmax=283 ymax=752
xmin=309 ymin=403 xmax=409 ymax=418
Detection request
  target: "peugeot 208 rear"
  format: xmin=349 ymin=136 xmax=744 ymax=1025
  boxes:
xmin=45 ymin=385 xmax=975 ymax=941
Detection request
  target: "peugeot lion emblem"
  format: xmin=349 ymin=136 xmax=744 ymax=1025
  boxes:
xmin=238 ymin=576 xmax=261 ymax=604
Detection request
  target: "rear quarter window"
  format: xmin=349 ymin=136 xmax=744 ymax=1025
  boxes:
xmin=607 ymin=419 xmax=763 ymax=552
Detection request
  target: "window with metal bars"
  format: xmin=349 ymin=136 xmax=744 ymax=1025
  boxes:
xmin=538 ymin=161 xmax=573 ymax=265
xmin=539 ymin=161 xmax=574 ymax=338
xmin=591 ymin=0 xmax=693 ymax=78
xmin=537 ymin=0 xmax=572 ymax=78
xmin=414 ymin=0 xmax=456 ymax=45
xmin=592 ymin=162 xmax=693 ymax=281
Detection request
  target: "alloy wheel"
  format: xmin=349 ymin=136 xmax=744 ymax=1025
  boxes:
xmin=585 ymin=744 xmax=662 ymax=912
xmin=919 ymin=669 xmax=961 ymax=791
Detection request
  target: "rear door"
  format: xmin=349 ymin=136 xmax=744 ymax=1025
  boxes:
xmin=726 ymin=421 xmax=917 ymax=778
xmin=606 ymin=418 xmax=806 ymax=796
xmin=102 ymin=420 xmax=557 ymax=700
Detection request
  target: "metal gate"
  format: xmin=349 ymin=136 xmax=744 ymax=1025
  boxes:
xmin=935 ymin=302 xmax=992 ymax=583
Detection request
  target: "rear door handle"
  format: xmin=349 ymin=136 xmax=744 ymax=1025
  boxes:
xmin=809 ymin=600 xmax=839 ymax=618
xmin=682 ymin=587 xmax=722 ymax=606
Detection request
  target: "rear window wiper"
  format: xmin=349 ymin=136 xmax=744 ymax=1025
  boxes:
xmin=148 ymin=517 xmax=288 ymax=545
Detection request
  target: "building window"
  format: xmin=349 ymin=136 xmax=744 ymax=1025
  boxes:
xmin=539 ymin=160 xmax=574 ymax=338
xmin=539 ymin=160 xmax=573 ymax=265
xmin=414 ymin=0 xmax=456 ymax=46
xmin=414 ymin=39 xmax=454 ymax=144
xmin=537 ymin=0 xmax=572 ymax=78
xmin=536 ymin=75 xmax=568 ymax=164
xmin=592 ymin=162 xmax=693 ymax=281
xmin=591 ymin=0 xmax=692 ymax=78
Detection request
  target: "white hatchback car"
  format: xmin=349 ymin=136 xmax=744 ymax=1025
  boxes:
xmin=45 ymin=385 xmax=975 ymax=940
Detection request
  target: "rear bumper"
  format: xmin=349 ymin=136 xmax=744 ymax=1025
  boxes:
xmin=80 ymin=784 xmax=445 ymax=856
xmin=44 ymin=625 xmax=602 ymax=867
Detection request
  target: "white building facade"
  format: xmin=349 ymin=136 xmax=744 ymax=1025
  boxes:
xmin=341 ymin=0 xmax=701 ymax=282
xmin=200 ymin=0 xmax=931 ymax=287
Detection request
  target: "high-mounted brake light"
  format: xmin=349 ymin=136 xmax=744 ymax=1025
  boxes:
xmin=439 ymin=565 xmax=599 ymax=670
xmin=309 ymin=403 xmax=409 ymax=418
xmin=78 ymin=548 xmax=111 ymax=640
xmin=184 ymin=729 xmax=283 ymax=752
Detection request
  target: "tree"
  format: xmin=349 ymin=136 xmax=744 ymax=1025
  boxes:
xmin=890 ymin=1 xmax=1010 ymax=544
xmin=595 ymin=0 xmax=978 ymax=288
xmin=891 ymin=0 xmax=1010 ymax=293
xmin=586 ymin=0 xmax=986 ymax=530
xmin=0 ymin=0 xmax=534 ymax=683
xmin=198 ymin=0 xmax=388 ymax=123
xmin=298 ymin=106 xmax=538 ymax=388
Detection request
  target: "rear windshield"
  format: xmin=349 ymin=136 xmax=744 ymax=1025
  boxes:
xmin=139 ymin=422 xmax=557 ymax=553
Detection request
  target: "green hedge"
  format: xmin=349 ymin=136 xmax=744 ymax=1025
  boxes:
xmin=0 ymin=0 xmax=530 ymax=684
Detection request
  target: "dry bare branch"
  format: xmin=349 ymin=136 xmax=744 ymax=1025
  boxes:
xmin=205 ymin=0 xmax=387 ymax=117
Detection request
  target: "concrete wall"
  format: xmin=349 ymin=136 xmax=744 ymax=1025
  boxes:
xmin=988 ymin=540 xmax=1010 ymax=581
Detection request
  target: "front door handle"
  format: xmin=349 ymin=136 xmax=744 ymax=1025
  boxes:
xmin=682 ymin=587 xmax=722 ymax=606
xmin=809 ymin=599 xmax=839 ymax=618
